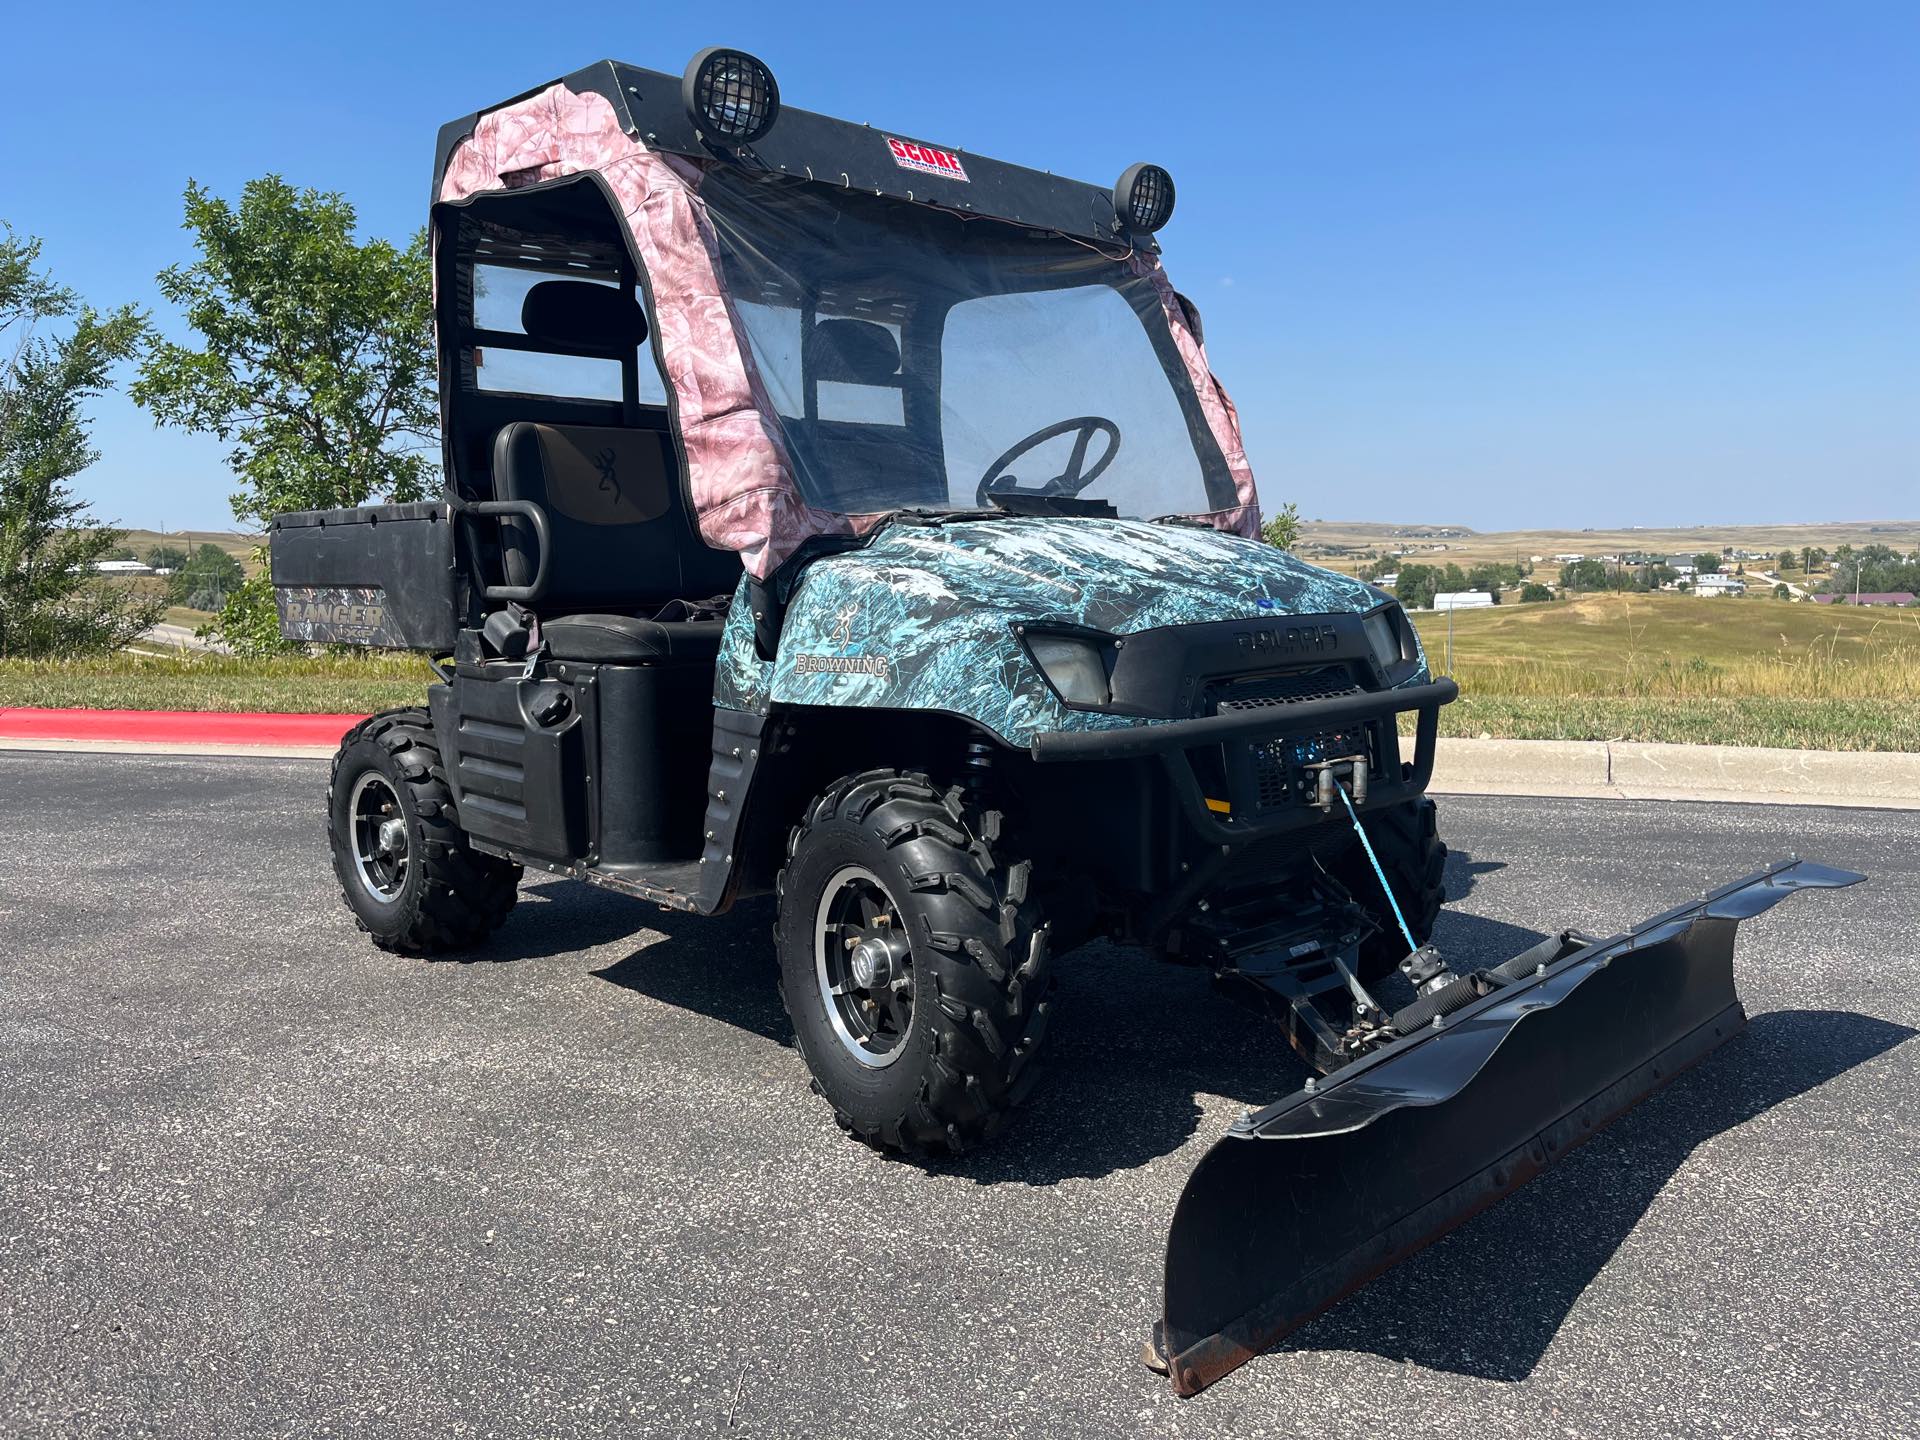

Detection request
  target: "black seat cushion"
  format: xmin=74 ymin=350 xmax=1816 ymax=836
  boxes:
xmin=542 ymin=614 xmax=725 ymax=664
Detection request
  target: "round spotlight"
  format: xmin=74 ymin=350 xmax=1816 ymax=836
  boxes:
xmin=1114 ymin=162 xmax=1176 ymax=234
xmin=683 ymin=47 xmax=780 ymax=146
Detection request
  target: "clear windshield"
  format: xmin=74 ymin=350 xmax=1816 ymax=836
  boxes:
xmin=697 ymin=170 xmax=1236 ymax=519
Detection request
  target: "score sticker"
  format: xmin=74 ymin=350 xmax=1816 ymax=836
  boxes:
xmin=884 ymin=136 xmax=970 ymax=182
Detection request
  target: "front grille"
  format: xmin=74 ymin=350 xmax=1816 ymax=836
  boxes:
xmin=1195 ymin=666 xmax=1376 ymax=816
xmin=1207 ymin=667 xmax=1363 ymax=714
xmin=1252 ymin=742 xmax=1293 ymax=808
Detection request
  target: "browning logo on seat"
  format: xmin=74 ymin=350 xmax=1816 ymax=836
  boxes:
xmin=542 ymin=428 xmax=671 ymax=526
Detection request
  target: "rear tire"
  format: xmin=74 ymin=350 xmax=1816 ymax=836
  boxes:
xmin=1337 ymin=795 xmax=1448 ymax=982
xmin=775 ymin=770 xmax=1054 ymax=1157
xmin=327 ymin=708 xmax=520 ymax=954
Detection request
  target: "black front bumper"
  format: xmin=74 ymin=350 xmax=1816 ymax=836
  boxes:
xmin=1029 ymin=677 xmax=1457 ymax=840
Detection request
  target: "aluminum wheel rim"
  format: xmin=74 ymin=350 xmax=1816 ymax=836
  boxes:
xmin=813 ymin=864 xmax=915 ymax=1069
xmin=348 ymin=771 xmax=410 ymax=903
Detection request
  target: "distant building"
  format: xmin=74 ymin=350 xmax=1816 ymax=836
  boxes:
xmin=1552 ymin=553 xmax=1585 ymax=563
xmin=1374 ymin=572 xmax=1400 ymax=589
xmin=1812 ymin=592 xmax=1917 ymax=607
xmin=91 ymin=560 xmax=154 ymax=574
xmin=1431 ymin=592 xmax=1496 ymax=611
xmin=1693 ymin=574 xmax=1746 ymax=596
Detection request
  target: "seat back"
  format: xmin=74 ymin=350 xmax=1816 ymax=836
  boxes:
xmin=492 ymin=421 xmax=742 ymax=611
xmin=488 ymin=279 xmax=741 ymax=612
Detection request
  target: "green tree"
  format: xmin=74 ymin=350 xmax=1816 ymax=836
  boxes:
xmin=1773 ymin=583 xmax=1791 ymax=600
xmin=131 ymin=177 xmax=436 ymax=653
xmin=1262 ymin=501 xmax=1301 ymax=552
xmin=1692 ymin=552 xmax=1722 ymax=574
xmin=1559 ymin=558 xmax=1610 ymax=592
xmin=0 ymin=225 xmax=161 ymax=658
xmin=170 ymin=542 xmax=245 ymax=611
xmin=1394 ymin=564 xmax=1439 ymax=610
xmin=1519 ymin=582 xmax=1553 ymax=603
xmin=145 ymin=542 xmax=190 ymax=571
xmin=1776 ymin=549 xmax=1795 ymax=573
xmin=133 ymin=177 xmax=436 ymax=526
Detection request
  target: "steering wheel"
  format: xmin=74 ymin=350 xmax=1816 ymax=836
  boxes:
xmin=975 ymin=416 xmax=1122 ymax=507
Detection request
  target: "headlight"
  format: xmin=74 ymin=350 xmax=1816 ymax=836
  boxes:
xmin=1363 ymin=606 xmax=1409 ymax=673
xmin=1024 ymin=631 xmax=1113 ymax=707
xmin=683 ymin=47 xmax=780 ymax=146
xmin=1113 ymin=163 xmax=1176 ymax=233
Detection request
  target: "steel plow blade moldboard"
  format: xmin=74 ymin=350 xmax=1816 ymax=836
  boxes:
xmin=1151 ymin=858 xmax=1865 ymax=1397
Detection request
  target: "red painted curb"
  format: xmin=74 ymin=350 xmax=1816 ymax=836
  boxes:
xmin=0 ymin=708 xmax=368 ymax=747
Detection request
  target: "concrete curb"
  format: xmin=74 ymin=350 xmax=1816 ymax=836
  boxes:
xmin=0 ymin=736 xmax=339 ymax=760
xmin=1428 ymin=737 xmax=1920 ymax=809
xmin=0 ymin=707 xmax=362 ymax=749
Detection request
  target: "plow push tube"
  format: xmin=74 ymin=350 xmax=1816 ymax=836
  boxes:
xmin=1152 ymin=857 xmax=1865 ymax=1396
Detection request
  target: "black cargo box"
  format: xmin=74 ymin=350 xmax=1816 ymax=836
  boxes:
xmin=269 ymin=502 xmax=459 ymax=651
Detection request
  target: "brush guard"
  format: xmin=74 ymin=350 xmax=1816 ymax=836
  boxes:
xmin=1148 ymin=856 xmax=1865 ymax=1396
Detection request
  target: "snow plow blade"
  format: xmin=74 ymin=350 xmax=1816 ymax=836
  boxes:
xmin=1151 ymin=857 xmax=1864 ymax=1396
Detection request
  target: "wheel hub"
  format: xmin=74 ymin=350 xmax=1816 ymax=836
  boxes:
xmin=849 ymin=932 xmax=905 ymax=988
xmin=347 ymin=772 xmax=410 ymax=904
xmin=814 ymin=866 xmax=915 ymax=1068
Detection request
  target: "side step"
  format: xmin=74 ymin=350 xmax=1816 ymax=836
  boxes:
xmin=1149 ymin=857 xmax=1865 ymax=1396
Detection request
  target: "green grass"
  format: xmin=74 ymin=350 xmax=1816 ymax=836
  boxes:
xmin=1404 ymin=695 xmax=1917 ymax=751
xmin=0 ymin=652 xmax=431 ymax=714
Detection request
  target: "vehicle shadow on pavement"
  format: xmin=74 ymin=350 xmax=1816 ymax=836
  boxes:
xmin=592 ymin=898 xmax=793 ymax=1044
xmin=585 ymin=864 xmax=1552 ymax=1185
xmin=1270 ymin=1006 xmax=1916 ymax=1381
xmin=445 ymin=877 xmax=677 ymax=964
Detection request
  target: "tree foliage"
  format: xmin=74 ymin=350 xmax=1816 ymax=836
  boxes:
xmin=1692 ymin=552 xmax=1722 ymax=574
xmin=1824 ymin=543 xmax=1920 ymax=597
xmin=1558 ymin=558 xmax=1611 ymax=592
xmin=169 ymin=542 xmax=245 ymax=611
xmin=1519 ymin=582 xmax=1553 ymax=603
xmin=132 ymin=177 xmax=436 ymax=528
xmin=0 ymin=224 xmax=161 ymax=657
xmin=1262 ymin=501 xmax=1301 ymax=552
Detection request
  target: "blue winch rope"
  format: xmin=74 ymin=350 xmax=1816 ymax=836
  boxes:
xmin=1336 ymin=784 xmax=1419 ymax=956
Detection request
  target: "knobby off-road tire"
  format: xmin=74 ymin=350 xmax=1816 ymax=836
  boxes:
xmin=774 ymin=769 xmax=1055 ymax=1157
xmin=327 ymin=708 xmax=520 ymax=954
xmin=1337 ymin=795 xmax=1448 ymax=983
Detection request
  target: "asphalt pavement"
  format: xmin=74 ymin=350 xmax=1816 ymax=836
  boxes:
xmin=2 ymin=752 xmax=1915 ymax=1439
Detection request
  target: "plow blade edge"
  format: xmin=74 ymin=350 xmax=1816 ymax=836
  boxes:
xmin=1154 ymin=858 xmax=1864 ymax=1396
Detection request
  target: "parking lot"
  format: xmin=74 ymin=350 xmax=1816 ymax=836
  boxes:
xmin=3 ymin=752 xmax=1915 ymax=1439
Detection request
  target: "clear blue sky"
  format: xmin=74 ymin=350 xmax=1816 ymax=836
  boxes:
xmin=5 ymin=1 xmax=1915 ymax=533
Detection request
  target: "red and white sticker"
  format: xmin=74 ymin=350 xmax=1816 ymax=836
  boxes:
xmin=884 ymin=136 xmax=970 ymax=182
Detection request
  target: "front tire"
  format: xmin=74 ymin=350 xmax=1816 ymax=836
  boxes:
xmin=775 ymin=770 xmax=1053 ymax=1157
xmin=327 ymin=709 xmax=520 ymax=954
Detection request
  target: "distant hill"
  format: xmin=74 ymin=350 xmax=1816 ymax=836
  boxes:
xmin=1297 ymin=519 xmax=1920 ymax=574
xmin=111 ymin=529 xmax=261 ymax=567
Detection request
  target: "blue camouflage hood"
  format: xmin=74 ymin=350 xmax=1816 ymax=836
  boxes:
xmin=713 ymin=516 xmax=1416 ymax=745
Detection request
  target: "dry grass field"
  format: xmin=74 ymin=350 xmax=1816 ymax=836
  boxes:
xmin=1407 ymin=592 xmax=1919 ymax=750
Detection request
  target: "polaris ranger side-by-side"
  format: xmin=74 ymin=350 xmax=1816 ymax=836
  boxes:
xmin=272 ymin=49 xmax=1862 ymax=1393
